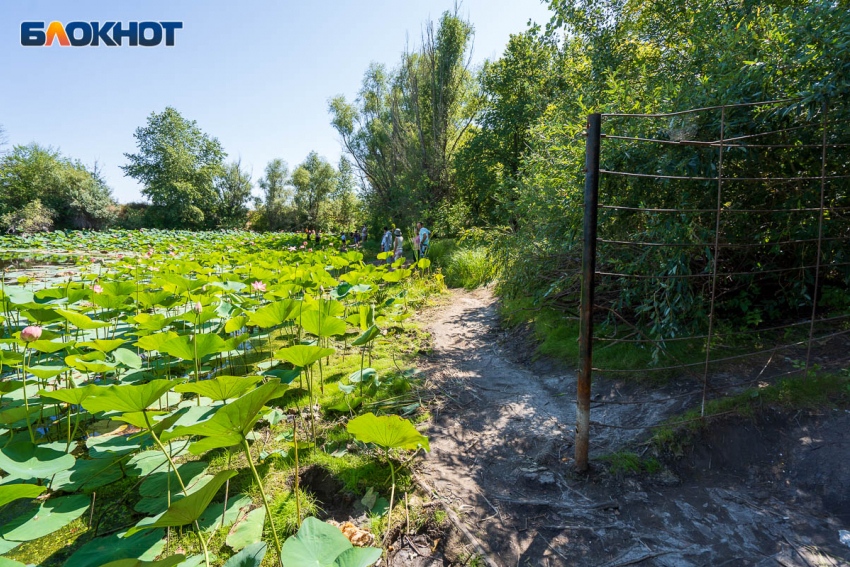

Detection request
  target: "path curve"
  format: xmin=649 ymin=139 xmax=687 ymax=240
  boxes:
xmin=416 ymin=288 xmax=849 ymax=567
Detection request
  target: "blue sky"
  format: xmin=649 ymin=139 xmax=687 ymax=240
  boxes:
xmin=0 ymin=0 xmax=552 ymax=203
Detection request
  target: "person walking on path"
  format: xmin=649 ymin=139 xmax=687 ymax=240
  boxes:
xmin=392 ymin=228 xmax=404 ymax=263
xmin=381 ymin=227 xmax=393 ymax=263
xmin=417 ymin=222 xmax=431 ymax=259
xmin=361 ymin=225 xmax=368 ymax=246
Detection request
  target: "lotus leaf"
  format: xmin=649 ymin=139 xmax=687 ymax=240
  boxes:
xmin=0 ymin=493 xmax=89 ymax=541
xmin=0 ymin=439 xmax=76 ymax=479
xmin=280 ymin=517 xmax=382 ymax=567
xmin=274 ymin=345 xmax=335 ymax=368
xmin=125 ymin=469 xmax=236 ymax=537
xmin=346 ymin=413 xmax=430 ymax=452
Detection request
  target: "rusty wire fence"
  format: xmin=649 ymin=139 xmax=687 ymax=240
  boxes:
xmin=574 ymin=100 xmax=850 ymax=471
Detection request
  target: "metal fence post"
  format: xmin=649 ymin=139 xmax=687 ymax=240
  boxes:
xmin=575 ymin=113 xmax=601 ymax=473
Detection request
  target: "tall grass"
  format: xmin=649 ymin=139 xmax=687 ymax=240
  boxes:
xmin=428 ymin=239 xmax=497 ymax=290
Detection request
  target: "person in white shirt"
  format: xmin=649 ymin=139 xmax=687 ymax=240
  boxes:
xmin=393 ymin=229 xmax=404 ymax=262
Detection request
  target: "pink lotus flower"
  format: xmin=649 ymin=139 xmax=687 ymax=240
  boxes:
xmin=193 ymin=301 xmax=203 ymax=313
xmin=148 ymin=248 xmax=154 ymax=255
xmin=288 ymin=246 xmax=296 ymax=252
xmin=252 ymin=281 xmax=267 ymax=292
xmin=303 ymin=241 xmax=308 ymax=246
xmin=117 ymin=254 xmax=124 ymax=260
xmin=149 ymin=266 xmax=159 ymax=272
xmin=92 ymin=284 xmax=103 ymax=294
xmin=21 ymin=326 xmax=42 ymax=343
xmin=169 ymin=251 xmax=176 ymax=257
xmin=308 ymin=248 xmax=313 ymax=252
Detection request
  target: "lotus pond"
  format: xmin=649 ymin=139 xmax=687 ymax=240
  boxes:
xmin=0 ymin=229 xmax=443 ymax=567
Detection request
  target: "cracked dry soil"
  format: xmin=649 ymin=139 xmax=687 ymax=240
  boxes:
xmin=415 ymin=287 xmax=850 ymax=567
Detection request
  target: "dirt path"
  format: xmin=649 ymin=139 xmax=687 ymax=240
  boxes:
xmin=416 ymin=288 xmax=850 ymax=567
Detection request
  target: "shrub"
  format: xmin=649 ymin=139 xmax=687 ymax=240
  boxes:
xmin=0 ymin=198 xmax=55 ymax=234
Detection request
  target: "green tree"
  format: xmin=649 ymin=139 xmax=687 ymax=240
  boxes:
xmin=122 ymin=107 xmax=226 ymax=229
xmin=329 ymin=9 xmax=477 ymax=228
xmin=256 ymin=158 xmax=291 ymax=230
xmin=327 ymin=157 xmax=359 ymax=231
xmin=214 ymin=159 xmax=252 ymax=228
xmin=0 ymin=144 xmax=116 ymax=231
xmin=291 ymin=152 xmax=337 ymax=230
xmin=455 ymin=28 xmax=561 ymax=226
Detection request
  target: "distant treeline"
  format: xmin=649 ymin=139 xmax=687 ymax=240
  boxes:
xmin=0 ymin=110 xmax=362 ymax=235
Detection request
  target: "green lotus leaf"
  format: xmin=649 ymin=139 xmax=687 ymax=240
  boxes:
xmin=280 ymin=517 xmax=382 ymax=567
xmin=197 ymin=494 xmax=252 ymax=533
xmin=113 ymin=348 xmax=144 ymax=369
xmin=124 ymin=469 xmax=236 ymax=537
xmin=160 ymin=334 xmax=226 ymax=361
xmin=38 ymin=384 xmax=97 ymax=406
xmin=139 ymin=461 xmax=208 ymax=498
xmin=274 ymin=345 xmax=334 ymax=368
xmin=28 ymin=339 xmax=72 ymax=354
xmin=223 ymin=333 xmax=249 ymax=353
xmin=0 ymin=484 xmax=45 ymax=507
xmin=92 ymin=293 xmax=129 ymax=310
xmin=346 ymin=368 xmax=376 ymax=384
xmin=56 ymin=308 xmax=111 ymax=330
xmin=300 ymin=311 xmax=347 ymax=337
xmin=64 ymin=528 xmax=165 ymax=567
xmin=0 ymin=287 xmax=34 ymax=305
xmin=81 ymin=378 xmax=184 ymax=414
xmin=248 ymin=300 xmax=297 ymax=328
xmin=346 ymin=413 xmax=430 ymax=452
xmin=135 ymin=291 xmax=175 ymax=308
xmin=0 ymin=404 xmax=41 ymax=426
xmin=417 ymin=258 xmax=431 ymax=269
xmin=26 ymin=363 xmax=69 ymax=379
xmin=351 ymin=325 xmax=380 ymax=347
xmin=225 ymin=507 xmax=266 ymax=551
xmin=0 ymin=493 xmax=89 ymax=541
xmin=136 ymin=331 xmax=180 ymax=352
xmin=224 ymin=316 xmax=247 ymax=333
xmin=134 ymin=475 xmax=214 ymax=515
xmin=68 ymin=357 xmax=119 ymax=374
xmin=0 ymin=440 xmax=76 ymax=479
xmin=223 ymin=541 xmax=267 ymax=567
xmin=174 ymin=375 xmax=262 ymax=402
xmin=78 ymin=339 xmax=126 ymax=353
xmin=100 ymin=281 xmax=138 ymax=296
xmin=0 ymin=556 xmax=26 ymax=566
xmin=162 ymin=381 xmax=288 ymax=454
xmin=51 ymin=455 xmax=125 ymax=492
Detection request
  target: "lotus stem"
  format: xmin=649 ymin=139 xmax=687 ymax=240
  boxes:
xmin=143 ymin=412 xmax=211 ymax=567
xmin=241 ymin=437 xmax=283 ymax=567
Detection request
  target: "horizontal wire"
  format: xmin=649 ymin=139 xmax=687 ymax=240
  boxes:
xmin=599 ymin=99 xmax=795 ymax=118
xmin=596 ymin=235 xmax=850 ymax=248
xmin=600 ymin=134 xmax=850 ymax=148
xmin=596 ymin=261 xmax=850 ymax=279
xmin=596 ymin=205 xmax=850 ymax=213
xmin=600 ymin=169 xmax=850 ymax=182
xmin=592 ymin=328 xmax=850 ymax=373
xmin=592 ymin=313 xmax=850 ymax=343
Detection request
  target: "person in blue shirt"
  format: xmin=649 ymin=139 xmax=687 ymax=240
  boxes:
xmin=417 ymin=222 xmax=431 ymax=259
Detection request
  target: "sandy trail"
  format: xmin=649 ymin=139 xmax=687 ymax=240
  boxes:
xmin=416 ymin=288 xmax=849 ymax=567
